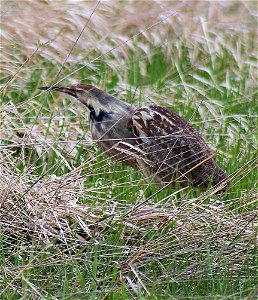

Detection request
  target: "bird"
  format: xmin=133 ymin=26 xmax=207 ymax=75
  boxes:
xmin=39 ymin=83 xmax=228 ymax=194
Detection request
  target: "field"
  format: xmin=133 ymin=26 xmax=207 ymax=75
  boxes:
xmin=0 ymin=1 xmax=257 ymax=299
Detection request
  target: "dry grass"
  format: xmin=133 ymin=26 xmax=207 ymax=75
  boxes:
xmin=1 ymin=1 xmax=256 ymax=82
xmin=0 ymin=148 xmax=258 ymax=290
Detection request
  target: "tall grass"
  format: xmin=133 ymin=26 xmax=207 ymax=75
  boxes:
xmin=0 ymin=1 xmax=257 ymax=299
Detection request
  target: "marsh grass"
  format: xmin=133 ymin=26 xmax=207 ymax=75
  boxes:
xmin=0 ymin=1 xmax=257 ymax=299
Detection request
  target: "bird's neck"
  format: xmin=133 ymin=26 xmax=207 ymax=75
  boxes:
xmin=86 ymin=95 xmax=133 ymax=122
xmin=88 ymin=104 xmax=111 ymax=122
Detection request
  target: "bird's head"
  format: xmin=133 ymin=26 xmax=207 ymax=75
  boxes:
xmin=39 ymin=83 xmax=132 ymax=117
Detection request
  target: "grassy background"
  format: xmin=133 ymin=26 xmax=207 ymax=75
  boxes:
xmin=0 ymin=1 xmax=257 ymax=299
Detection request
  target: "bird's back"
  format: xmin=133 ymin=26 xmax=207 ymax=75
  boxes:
xmin=131 ymin=106 xmax=228 ymax=192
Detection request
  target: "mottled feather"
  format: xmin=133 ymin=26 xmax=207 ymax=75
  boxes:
xmin=131 ymin=106 xmax=228 ymax=191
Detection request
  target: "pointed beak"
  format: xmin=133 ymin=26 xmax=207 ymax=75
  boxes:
xmin=39 ymin=86 xmax=77 ymax=97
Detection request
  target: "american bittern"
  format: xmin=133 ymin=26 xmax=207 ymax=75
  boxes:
xmin=40 ymin=84 xmax=228 ymax=193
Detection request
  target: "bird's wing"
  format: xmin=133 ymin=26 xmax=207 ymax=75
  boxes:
xmin=131 ymin=106 xmax=218 ymax=187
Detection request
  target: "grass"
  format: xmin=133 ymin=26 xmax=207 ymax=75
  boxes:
xmin=0 ymin=1 xmax=257 ymax=299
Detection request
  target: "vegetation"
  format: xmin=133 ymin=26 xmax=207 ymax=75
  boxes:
xmin=0 ymin=1 xmax=257 ymax=299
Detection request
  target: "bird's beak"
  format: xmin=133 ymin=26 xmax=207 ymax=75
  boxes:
xmin=39 ymin=86 xmax=77 ymax=97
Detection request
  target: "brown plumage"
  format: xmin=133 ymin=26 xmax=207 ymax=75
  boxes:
xmin=39 ymin=84 xmax=228 ymax=193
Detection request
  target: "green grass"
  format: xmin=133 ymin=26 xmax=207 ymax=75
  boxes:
xmin=1 ymin=13 xmax=257 ymax=300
